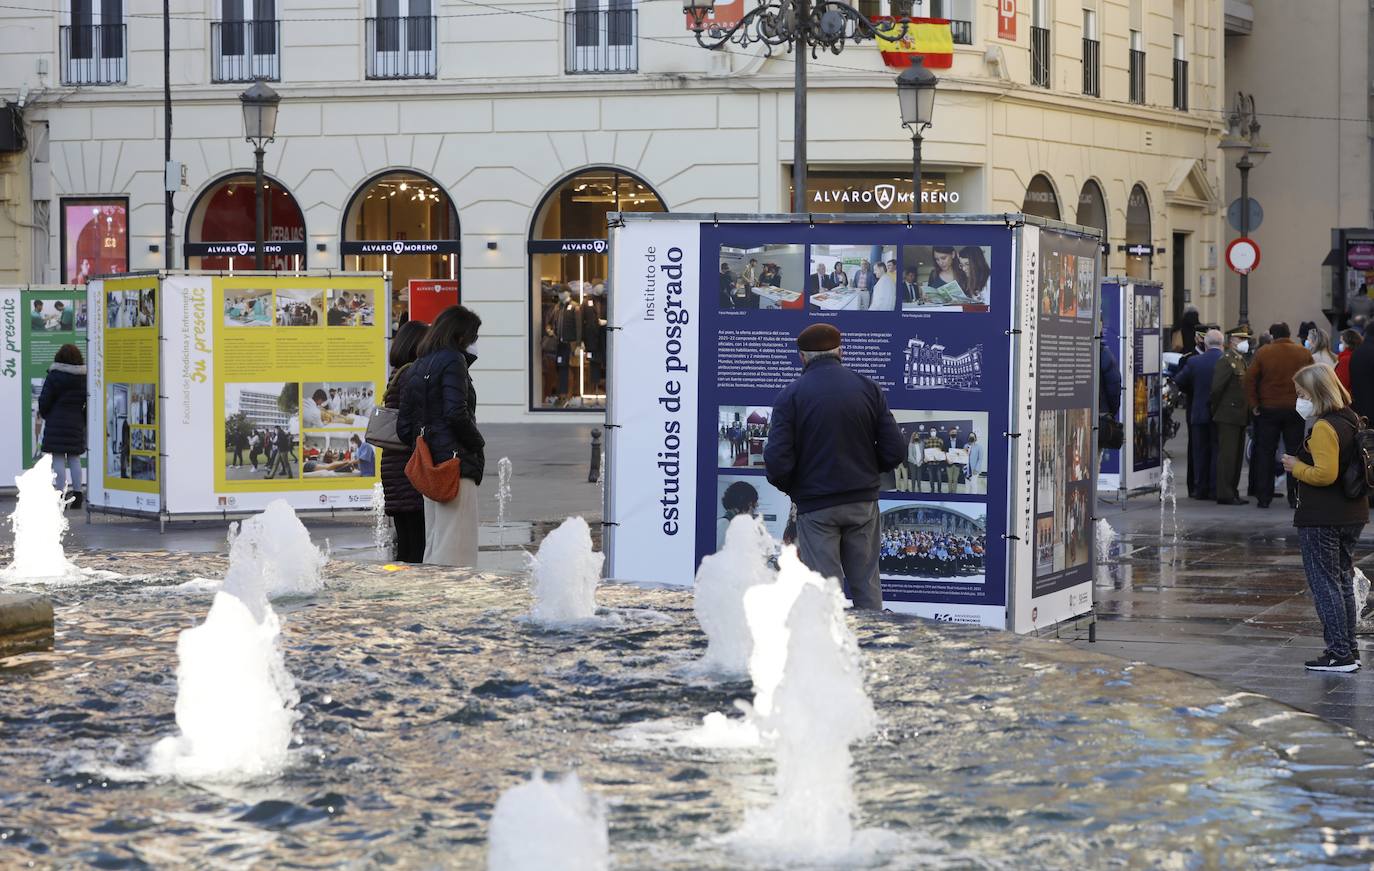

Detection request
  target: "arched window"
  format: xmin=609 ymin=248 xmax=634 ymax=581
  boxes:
xmin=1126 ymin=183 xmax=1151 ymax=279
xmin=1076 ymin=179 xmax=1108 ymax=241
xmin=341 ymin=170 xmax=459 ymax=328
xmin=184 ymin=173 xmax=306 ymax=271
xmin=1022 ymin=173 xmax=1061 ymax=221
xmin=529 ymin=166 xmax=665 ymax=411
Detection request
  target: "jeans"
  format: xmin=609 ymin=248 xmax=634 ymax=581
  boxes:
xmin=50 ymin=452 xmax=83 ymax=491
xmin=1252 ymin=407 xmax=1304 ymax=505
xmin=1298 ymin=524 xmax=1363 ymax=660
xmin=796 ymin=500 xmax=883 ymax=610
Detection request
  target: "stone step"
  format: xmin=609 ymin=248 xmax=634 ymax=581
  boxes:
xmin=0 ymin=594 xmax=55 ymax=659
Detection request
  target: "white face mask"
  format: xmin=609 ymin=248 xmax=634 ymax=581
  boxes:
xmin=1296 ymin=397 xmax=1316 ymax=420
xmin=1236 ymin=340 xmax=1250 ymax=354
xmin=466 ymin=340 xmax=479 ymax=357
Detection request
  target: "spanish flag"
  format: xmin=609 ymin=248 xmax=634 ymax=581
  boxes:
xmin=872 ymin=17 xmax=954 ymax=69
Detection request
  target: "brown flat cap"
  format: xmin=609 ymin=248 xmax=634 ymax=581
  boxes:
xmin=798 ymin=323 xmax=842 ymax=351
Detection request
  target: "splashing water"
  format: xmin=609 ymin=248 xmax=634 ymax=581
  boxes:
xmin=1095 ymin=517 xmax=1117 ymax=566
xmin=371 ymin=481 xmax=392 ymax=560
xmin=0 ymin=455 xmax=80 ymax=583
xmin=487 ymin=770 xmax=609 ymax=871
xmin=496 ymin=457 xmax=513 ymax=546
xmin=692 ymin=515 xmax=776 ymax=678
xmin=727 ymin=547 xmax=885 ymax=862
xmin=222 ymin=499 xmax=326 ymax=621
xmin=1159 ymin=457 xmax=1178 ymax=543
xmin=527 ymin=516 xmax=603 ymax=625
xmin=146 ymin=591 xmax=300 ymax=783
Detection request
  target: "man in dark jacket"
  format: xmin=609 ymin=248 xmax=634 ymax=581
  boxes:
xmin=1210 ymin=326 xmax=1251 ymax=504
xmin=1174 ymin=328 xmax=1224 ymax=500
xmin=1349 ymin=320 xmax=1374 ymax=422
xmin=1244 ymin=321 xmax=1314 ymax=508
xmin=1099 ymin=341 xmax=1122 ymax=418
xmin=764 ymin=324 xmax=906 ymax=610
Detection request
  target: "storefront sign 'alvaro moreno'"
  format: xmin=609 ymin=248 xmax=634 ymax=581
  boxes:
xmin=811 ymin=185 xmax=961 ymax=211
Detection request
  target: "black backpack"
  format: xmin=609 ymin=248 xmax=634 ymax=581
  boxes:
xmin=1341 ymin=413 xmax=1374 ymax=499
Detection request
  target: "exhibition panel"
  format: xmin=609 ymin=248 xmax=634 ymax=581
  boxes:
xmin=606 ymin=213 xmax=1102 ymax=634
xmin=1098 ymin=278 xmax=1165 ymax=495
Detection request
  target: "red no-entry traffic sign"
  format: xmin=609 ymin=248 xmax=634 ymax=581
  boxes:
xmin=1226 ymin=237 xmax=1260 ymax=275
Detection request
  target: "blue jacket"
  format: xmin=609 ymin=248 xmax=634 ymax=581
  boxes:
xmin=1175 ymin=347 xmax=1223 ymax=425
xmin=397 ymin=348 xmax=485 ymax=484
xmin=1099 ymin=343 xmax=1122 ymax=417
xmin=38 ymin=363 xmax=87 ymax=455
xmin=764 ymin=356 xmax=906 ymax=513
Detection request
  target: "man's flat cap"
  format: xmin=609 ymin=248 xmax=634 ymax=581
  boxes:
xmin=798 ymin=323 xmax=841 ymax=352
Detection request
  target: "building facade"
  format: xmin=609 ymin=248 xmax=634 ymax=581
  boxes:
xmin=0 ymin=0 xmax=1225 ymax=421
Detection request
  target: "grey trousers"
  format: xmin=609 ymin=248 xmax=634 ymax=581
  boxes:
xmin=422 ymin=479 xmax=480 ymax=567
xmin=796 ymin=500 xmax=883 ymax=610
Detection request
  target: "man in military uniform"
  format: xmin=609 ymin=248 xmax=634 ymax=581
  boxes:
xmin=1210 ymin=326 xmax=1252 ymax=505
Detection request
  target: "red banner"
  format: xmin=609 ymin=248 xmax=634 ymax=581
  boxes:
xmin=998 ymin=0 xmax=1017 ymax=40
xmin=407 ymin=279 xmax=460 ymax=325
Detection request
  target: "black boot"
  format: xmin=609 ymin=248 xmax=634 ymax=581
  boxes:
xmin=69 ymin=491 xmax=84 ymax=510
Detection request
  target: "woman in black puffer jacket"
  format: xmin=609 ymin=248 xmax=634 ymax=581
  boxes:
xmin=382 ymin=320 xmax=429 ymax=563
xmin=397 ymin=305 xmax=485 ymax=567
xmin=38 ymin=343 xmax=88 ymax=509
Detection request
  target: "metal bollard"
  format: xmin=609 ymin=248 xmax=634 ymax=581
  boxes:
xmin=588 ymin=428 xmax=603 ymax=483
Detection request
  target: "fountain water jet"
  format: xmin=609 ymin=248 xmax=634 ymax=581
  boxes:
xmin=146 ymin=590 xmax=299 ymax=782
xmin=487 ymin=770 xmax=608 ymax=870
xmin=692 ymin=515 xmax=775 ymax=677
xmin=527 ymin=516 xmax=603 ymax=625
xmin=0 ymin=455 xmax=80 ymax=583
xmin=725 ymin=548 xmax=887 ymax=862
xmin=496 ymin=457 xmax=513 ymax=546
xmin=222 ymin=499 xmax=326 ymax=620
xmin=371 ymin=481 xmax=392 ymax=560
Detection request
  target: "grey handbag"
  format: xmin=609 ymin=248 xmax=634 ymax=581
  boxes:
xmin=365 ymin=406 xmax=407 ymax=451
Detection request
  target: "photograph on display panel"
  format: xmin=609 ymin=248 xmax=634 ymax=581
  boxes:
xmin=302 ymin=382 xmax=376 ymax=429
xmin=276 ymin=289 xmax=325 ymax=326
xmin=30 ymin=298 xmax=80 ymax=333
xmin=326 ymin=289 xmax=375 ymax=326
xmin=903 ymin=334 xmax=983 ymax=392
xmin=891 ymin=410 xmax=988 ymax=495
xmin=301 ymin=431 xmax=375 ymax=478
xmin=714 ymin=474 xmax=793 ymax=551
xmin=807 ymin=244 xmax=900 ymax=312
xmin=717 ymin=244 xmax=805 ymax=311
xmin=224 ymin=289 xmax=273 ymax=327
xmin=106 ymin=289 xmax=155 ymax=328
xmin=899 ymin=245 xmax=992 ymax=310
xmin=717 ymin=405 xmax=772 ymax=469
xmin=105 ymin=382 xmax=157 ymax=481
xmin=225 ymin=382 xmax=301 ymax=481
xmin=878 ymin=500 xmax=988 ymax=589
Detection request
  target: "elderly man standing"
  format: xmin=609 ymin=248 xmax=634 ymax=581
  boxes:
xmin=1174 ymin=328 xmax=1225 ymax=501
xmin=764 ymin=324 xmax=906 ymax=610
xmin=1210 ymin=326 xmax=1252 ymax=504
xmin=1245 ymin=321 xmax=1314 ymax=509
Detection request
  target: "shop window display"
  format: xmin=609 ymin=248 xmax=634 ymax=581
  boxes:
xmin=1125 ymin=183 xmax=1151 ymax=280
xmin=185 ymin=174 xmax=305 ymax=272
xmin=529 ymin=168 xmax=665 ymax=410
xmin=342 ymin=171 xmax=459 ymax=328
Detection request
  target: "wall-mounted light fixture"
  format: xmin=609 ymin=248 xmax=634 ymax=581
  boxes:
xmin=148 ymin=243 xmax=160 ymax=253
xmin=316 ymin=242 xmax=327 ymax=252
xmin=487 ymin=241 xmax=498 ymax=251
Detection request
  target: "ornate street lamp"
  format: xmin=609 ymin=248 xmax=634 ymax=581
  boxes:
xmin=895 ymin=57 xmax=937 ymax=214
xmin=240 ymin=79 xmax=281 ymax=271
xmin=1218 ymin=91 xmax=1268 ymax=327
xmin=685 ymin=0 xmax=905 ymax=212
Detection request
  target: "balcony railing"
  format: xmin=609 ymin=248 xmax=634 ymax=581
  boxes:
xmin=565 ymin=9 xmax=638 ymax=74
xmin=1128 ymin=49 xmax=1146 ymax=103
xmin=60 ymin=24 xmax=126 ymax=85
xmin=365 ymin=16 xmax=437 ymax=79
xmin=211 ymin=20 xmax=281 ymax=83
xmin=1172 ymin=57 xmax=1188 ymax=110
xmin=949 ymin=19 xmax=972 ymax=45
xmin=1030 ymin=25 xmax=1050 ymax=88
xmin=1082 ymin=36 xmax=1099 ymax=96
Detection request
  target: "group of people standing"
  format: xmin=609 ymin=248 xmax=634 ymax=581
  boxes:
xmin=903 ymin=424 xmax=982 ymax=493
xmin=719 ymin=258 xmax=786 ymax=310
xmin=1173 ymin=315 xmax=1369 ymax=672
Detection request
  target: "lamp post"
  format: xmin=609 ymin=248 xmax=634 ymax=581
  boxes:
xmin=895 ymin=57 xmax=937 ymax=214
xmin=239 ymin=80 xmax=281 ymax=271
xmin=1218 ymin=91 xmax=1269 ymax=328
xmin=684 ymin=0 xmax=906 ymax=212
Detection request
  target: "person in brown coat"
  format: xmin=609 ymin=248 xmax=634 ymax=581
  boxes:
xmin=1244 ymin=321 xmax=1314 ymax=509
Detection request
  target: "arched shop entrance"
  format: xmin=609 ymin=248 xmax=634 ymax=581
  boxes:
xmin=184 ymin=173 xmax=306 ymax=271
xmin=341 ymin=171 xmax=459 ymax=328
xmin=1021 ymin=173 xmax=1061 ymax=222
xmin=529 ymin=167 xmax=665 ymax=411
xmin=1076 ymin=179 xmax=1108 ymax=254
xmin=1126 ymin=183 xmax=1152 ymax=281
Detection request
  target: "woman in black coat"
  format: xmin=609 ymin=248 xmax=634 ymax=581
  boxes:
xmin=381 ymin=320 xmax=429 ymax=563
xmin=397 ymin=305 xmax=484 ymax=567
xmin=37 ymin=343 xmax=88 ymax=509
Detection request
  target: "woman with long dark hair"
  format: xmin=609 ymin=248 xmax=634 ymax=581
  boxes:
xmin=397 ymin=306 xmax=485 ymax=566
xmin=381 ymin=320 xmax=429 ymax=563
xmin=957 ymin=246 xmax=991 ymax=303
xmin=1282 ymin=364 xmax=1369 ymax=671
xmin=38 ymin=343 xmax=87 ymax=508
